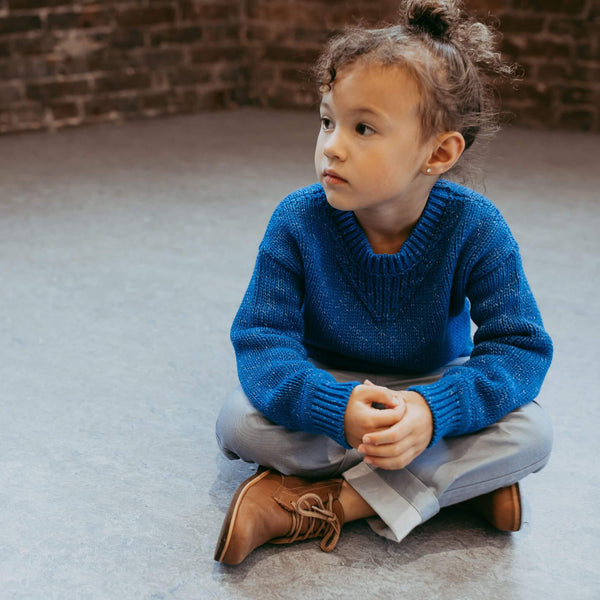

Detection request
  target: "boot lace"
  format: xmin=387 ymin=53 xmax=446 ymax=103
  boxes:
xmin=287 ymin=492 xmax=341 ymax=552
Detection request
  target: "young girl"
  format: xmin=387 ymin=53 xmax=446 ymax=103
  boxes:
xmin=214 ymin=0 xmax=553 ymax=566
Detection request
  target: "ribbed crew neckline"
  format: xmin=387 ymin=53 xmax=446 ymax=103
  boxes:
xmin=328 ymin=180 xmax=450 ymax=275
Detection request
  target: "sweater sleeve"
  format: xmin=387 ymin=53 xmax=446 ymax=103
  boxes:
xmin=409 ymin=244 xmax=553 ymax=446
xmin=231 ymin=216 xmax=359 ymax=448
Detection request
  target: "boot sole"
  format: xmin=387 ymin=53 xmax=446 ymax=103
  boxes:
xmin=214 ymin=468 xmax=271 ymax=563
xmin=508 ymin=482 xmax=522 ymax=531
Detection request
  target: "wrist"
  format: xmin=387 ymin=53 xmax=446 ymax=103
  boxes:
xmin=403 ymin=391 xmax=433 ymax=444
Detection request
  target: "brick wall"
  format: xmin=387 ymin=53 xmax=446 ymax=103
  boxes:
xmin=0 ymin=0 xmax=247 ymax=133
xmin=0 ymin=1 xmax=598 ymax=134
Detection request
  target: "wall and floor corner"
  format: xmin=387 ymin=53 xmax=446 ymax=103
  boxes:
xmin=0 ymin=0 xmax=598 ymax=135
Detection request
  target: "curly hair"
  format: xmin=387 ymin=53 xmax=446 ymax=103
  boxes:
xmin=314 ymin=0 xmax=516 ymax=166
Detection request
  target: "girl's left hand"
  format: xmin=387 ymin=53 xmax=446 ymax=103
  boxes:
xmin=357 ymin=391 xmax=433 ymax=470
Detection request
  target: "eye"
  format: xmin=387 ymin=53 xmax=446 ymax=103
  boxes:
xmin=320 ymin=116 xmax=334 ymax=131
xmin=356 ymin=122 xmax=375 ymax=136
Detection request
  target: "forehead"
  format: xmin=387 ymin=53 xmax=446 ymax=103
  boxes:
xmin=320 ymin=62 xmax=421 ymax=119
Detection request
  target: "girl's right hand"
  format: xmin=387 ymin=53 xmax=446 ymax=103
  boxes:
xmin=344 ymin=382 xmax=406 ymax=449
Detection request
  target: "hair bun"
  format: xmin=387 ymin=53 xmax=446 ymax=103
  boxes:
xmin=403 ymin=0 xmax=461 ymax=41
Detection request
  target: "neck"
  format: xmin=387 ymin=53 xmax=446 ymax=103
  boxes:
xmin=354 ymin=187 xmax=434 ymax=255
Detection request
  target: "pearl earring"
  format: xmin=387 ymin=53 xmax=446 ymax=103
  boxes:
xmin=426 ymin=168 xmax=432 ymax=174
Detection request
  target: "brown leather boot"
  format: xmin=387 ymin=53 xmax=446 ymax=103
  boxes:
xmin=466 ymin=483 xmax=522 ymax=532
xmin=214 ymin=468 xmax=345 ymax=565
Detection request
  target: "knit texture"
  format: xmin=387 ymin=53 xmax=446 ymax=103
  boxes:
xmin=231 ymin=180 xmax=553 ymax=448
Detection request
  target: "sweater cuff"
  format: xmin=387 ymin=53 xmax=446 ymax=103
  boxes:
xmin=409 ymin=377 xmax=463 ymax=446
xmin=308 ymin=380 xmax=360 ymax=449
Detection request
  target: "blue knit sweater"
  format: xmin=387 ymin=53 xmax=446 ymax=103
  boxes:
xmin=231 ymin=180 xmax=553 ymax=449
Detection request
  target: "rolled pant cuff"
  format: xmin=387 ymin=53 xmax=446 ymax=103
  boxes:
xmin=342 ymin=461 xmax=440 ymax=543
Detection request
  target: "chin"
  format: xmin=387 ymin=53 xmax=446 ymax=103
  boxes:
xmin=322 ymin=188 xmax=350 ymax=211
xmin=324 ymin=194 xmax=348 ymax=211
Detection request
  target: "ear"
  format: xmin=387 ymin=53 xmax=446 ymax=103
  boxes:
xmin=423 ymin=131 xmax=466 ymax=176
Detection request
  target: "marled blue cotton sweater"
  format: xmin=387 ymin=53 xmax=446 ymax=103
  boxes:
xmin=231 ymin=180 xmax=553 ymax=449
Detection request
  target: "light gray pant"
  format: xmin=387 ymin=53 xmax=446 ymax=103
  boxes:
xmin=216 ymin=362 xmax=553 ymax=541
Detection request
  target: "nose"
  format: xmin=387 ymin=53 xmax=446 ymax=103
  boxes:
xmin=322 ymin=128 xmax=347 ymax=161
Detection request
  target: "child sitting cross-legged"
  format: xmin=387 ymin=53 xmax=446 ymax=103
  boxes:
xmin=214 ymin=0 xmax=553 ymax=566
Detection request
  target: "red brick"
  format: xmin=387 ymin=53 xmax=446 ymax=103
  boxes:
xmin=150 ymin=27 xmax=204 ymax=47
xmin=246 ymin=24 xmax=272 ymax=42
xmin=458 ymin=0 xmax=506 ymax=9
xmin=251 ymin=65 xmax=276 ymax=85
xmin=560 ymin=85 xmax=596 ymax=105
xmin=572 ymin=63 xmax=600 ymax=82
xmin=8 ymin=0 xmax=72 ymax=8
xmin=0 ymin=40 xmax=10 ymax=58
xmin=183 ymin=3 xmax=240 ymax=21
xmin=498 ymin=80 xmax=555 ymax=104
xmin=500 ymin=36 xmax=528 ymax=59
xmin=246 ymin=0 xmax=262 ymax=20
xmin=0 ymin=15 xmax=42 ymax=34
xmin=117 ymin=7 xmax=176 ymax=28
xmin=1 ymin=103 xmax=44 ymax=130
xmin=548 ymin=17 xmax=597 ymax=36
xmin=281 ymin=66 xmax=311 ymax=84
xmin=26 ymin=79 xmax=89 ymax=101
xmin=47 ymin=11 xmax=82 ymax=30
xmin=25 ymin=56 xmax=61 ymax=79
xmin=204 ymin=23 xmax=240 ymax=43
xmin=498 ymin=13 xmax=546 ymax=34
xmin=108 ymin=29 xmax=145 ymax=50
xmin=49 ymin=100 xmax=79 ymax=119
xmin=175 ymin=87 xmax=233 ymax=111
xmin=537 ymin=63 xmax=570 ymax=80
xmin=576 ymin=41 xmax=600 ymax=61
xmin=557 ymin=109 xmax=596 ymax=130
xmin=0 ymin=82 xmax=22 ymax=104
xmin=12 ymin=32 xmax=58 ymax=55
xmin=215 ymin=64 xmax=247 ymax=84
xmin=526 ymin=38 xmax=573 ymax=59
xmin=291 ymin=26 xmax=331 ymax=45
xmin=263 ymin=45 xmax=320 ymax=63
xmin=139 ymin=92 xmax=170 ymax=112
xmin=510 ymin=0 xmax=587 ymax=13
xmin=507 ymin=103 xmax=558 ymax=128
xmin=141 ymin=48 xmax=185 ymax=69
xmin=47 ymin=7 xmax=113 ymax=30
xmin=94 ymin=72 xmax=152 ymax=93
xmin=265 ymin=85 xmax=318 ymax=110
xmin=85 ymin=94 xmax=140 ymax=118
xmin=190 ymin=46 xmax=244 ymax=63
xmin=168 ymin=66 xmax=213 ymax=86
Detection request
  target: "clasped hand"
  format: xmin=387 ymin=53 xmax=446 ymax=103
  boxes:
xmin=344 ymin=381 xmax=433 ymax=470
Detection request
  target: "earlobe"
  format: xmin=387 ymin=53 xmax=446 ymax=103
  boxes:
xmin=424 ymin=131 xmax=466 ymax=175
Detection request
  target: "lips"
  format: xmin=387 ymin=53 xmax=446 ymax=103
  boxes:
xmin=323 ymin=168 xmax=348 ymax=185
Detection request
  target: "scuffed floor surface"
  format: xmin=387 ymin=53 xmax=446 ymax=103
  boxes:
xmin=1 ymin=109 xmax=598 ymax=599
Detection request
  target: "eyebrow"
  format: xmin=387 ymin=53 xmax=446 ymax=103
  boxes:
xmin=319 ymin=101 xmax=386 ymax=121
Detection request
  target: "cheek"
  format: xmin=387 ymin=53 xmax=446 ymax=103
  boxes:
xmin=314 ymin=136 xmax=323 ymax=166
xmin=359 ymin=154 xmax=392 ymax=185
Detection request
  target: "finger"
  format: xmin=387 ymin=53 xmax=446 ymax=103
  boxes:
xmin=362 ymin=407 xmax=407 ymax=444
xmin=360 ymin=412 xmax=401 ymax=433
xmin=363 ymin=421 xmax=405 ymax=446
xmin=372 ymin=390 xmax=404 ymax=410
xmin=359 ymin=423 xmax=413 ymax=454
xmin=360 ymin=382 xmax=403 ymax=409
xmin=355 ymin=387 xmax=399 ymax=409
xmin=363 ymin=405 xmax=407 ymax=430
xmin=363 ymin=447 xmax=420 ymax=470
xmin=359 ymin=435 xmax=413 ymax=458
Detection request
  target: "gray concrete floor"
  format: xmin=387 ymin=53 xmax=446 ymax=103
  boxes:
xmin=0 ymin=109 xmax=598 ymax=599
